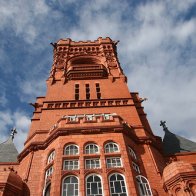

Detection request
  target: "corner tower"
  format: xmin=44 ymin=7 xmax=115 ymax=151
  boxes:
xmin=18 ymin=38 xmax=167 ymax=196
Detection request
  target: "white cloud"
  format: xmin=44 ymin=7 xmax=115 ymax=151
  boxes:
xmin=0 ymin=0 xmax=196 ymax=153
xmin=0 ymin=110 xmax=30 ymax=152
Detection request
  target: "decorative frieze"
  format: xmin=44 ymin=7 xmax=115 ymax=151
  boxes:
xmin=44 ymin=98 xmax=132 ymax=110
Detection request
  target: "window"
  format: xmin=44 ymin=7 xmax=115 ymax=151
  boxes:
xmin=136 ymin=175 xmax=152 ymax=196
xmin=44 ymin=183 xmax=51 ymax=196
xmin=85 ymin=159 xmax=100 ymax=169
xmin=86 ymin=84 xmax=90 ymax=100
xmin=95 ymin=83 xmax=101 ymax=99
xmin=85 ymin=144 xmax=99 ymax=154
xmin=45 ymin=166 xmax=53 ymax=179
xmin=106 ymin=157 xmax=122 ymax=168
xmin=109 ymin=173 xmax=128 ymax=196
xmin=75 ymin=84 xmax=79 ymax=100
xmin=128 ymin=147 xmax=137 ymax=160
xmin=64 ymin=160 xmax=79 ymax=170
xmin=68 ymin=115 xmax=77 ymax=122
xmin=64 ymin=145 xmax=79 ymax=155
xmin=132 ymin=162 xmax=140 ymax=173
xmin=86 ymin=114 xmax=94 ymax=121
xmin=105 ymin=142 xmax=119 ymax=153
xmin=86 ymin=174 xmax=103 ymax=196
xmin=62 ymin=176 xmax=79 ymax=196
xmin=47 ymin=150 xmax=55 ymax=164
xmin=103 ymin=114 xmax=110 ymax=120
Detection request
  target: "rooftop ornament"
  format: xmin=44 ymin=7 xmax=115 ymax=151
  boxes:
xmin=10 ymin=128 xmax=17 ymax=141
xmin=160 ymin=120 xmax=168 ymax=132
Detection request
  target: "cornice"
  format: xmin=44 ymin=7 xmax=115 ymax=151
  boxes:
xmin=42 ymin=98 xmax=134 ymax=110
xmin=163 ymin=171 xmax=196 ymax=188
xmin=19 ymin=123 xmax=162 ymax=162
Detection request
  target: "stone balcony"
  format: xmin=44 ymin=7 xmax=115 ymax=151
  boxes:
xmin=49 ymin=113 xmax=124 ymax=134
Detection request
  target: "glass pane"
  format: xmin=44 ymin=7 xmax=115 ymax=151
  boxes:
xmin=91 ymin=183 xmax=98 ymax=194
xmin=71 ymin=176 xmax=78 ymax=183
xmin=87 ymin=176 xmax=93 ymax=182
xmin=44 ymin=184 xmax=51 ymax=196
xmin=114 ymin=181 xmax=122 ymax=193
xmin=67 ymin=184 xmax=74 ymax=195
xmin=94 ymin=176 xmax=101 ymax=182
xmin=110 ymin=175 xmax=116 ymax=181
xmin=117 ymin=174 xmax=123 ymax=180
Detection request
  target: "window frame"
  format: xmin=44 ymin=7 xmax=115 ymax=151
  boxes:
xmin=109 ymin=173 xmax=128 ymax=196
xmin=64 ymin=144 xmax=79 ymax=156
xmin=128 ymin=146 xmax=137 ymax=160
xmin=44 ymin=182 xmax=51 ymax=196
xmin=136 ymin=175 xmax=152 ymax=196
xmin=106 ymin=157 xmax=122 ymax=168
xmin=63 ymin=159 xmax=79 ymax=170
xmin=47 ymin=150 xmax=55 ymax=164
xmin=85 ymin=143 xmax=99 ymax=154
xmin=62 ymin=175 xmax=79 ymax=196
xmin=104 ymin=142 xmax=120 ymax=153
xmin=132 ymin=162 xmax=140 ymax=173
xmin=86 ymin=174 xmax=103 ymax=196
xmin=45 ymin=166 xmax=53 ymax=179
xmin=85 ymin=158 xmax=101 ymax=169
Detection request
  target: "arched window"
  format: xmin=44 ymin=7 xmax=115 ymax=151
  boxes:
xmin=85 ymin=144 xmax=99 ymax=154
xmin=44 ymin=183 xmax=51 ymax=196
xmin=128 ymin=147 xmax=137 ymax=160
xmin=136 ymin=175 xmax=152 ymax=196
xmin=109 ymin=173 xmax=128 ymax=196
xmin=62 ymin=176 xmax=79 ymax=196
xmin=64 ymin=144 xmax=79 ymax=155
xmin=105 ymin=142 xmax=119 ymax=153
xmin=47 ymin=150 xmax=55 ymax=164
xmin=86 ymin=174 xmax=103 ymax=196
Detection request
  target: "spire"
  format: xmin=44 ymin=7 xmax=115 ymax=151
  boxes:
xmin=161 ymin=121 xmax=196 ymax=155
xmin=0 ymin=128 xmax=18 ymax=162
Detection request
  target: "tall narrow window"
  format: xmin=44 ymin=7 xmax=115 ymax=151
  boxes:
xmin=109 ymin=173 xmax=128 ymax=196
xmin=75 ymin=84 xmax=79 ymax=100
xmin=132 ymin=162 xmax=140 ymax=173
xmin=86 ymin=174 xmax=103 ymax=196
xmin=86 ymin=84 xmax=90 ymax=100
xmin=47 ymin=150 xmax=55 ymax=164
xmin=95 ymin=83 xmax=101 ymax=99
xmin=44 ymin=183 xmax=51 ymax=196
xmin=128 ymin=147 xmax=137 ymax=160
xmin=62 ymin=176 xmax=79 ymax=196
xmin=136 ymin=175 xmax=152 ymax=196
xmin=45 ymin=166 xmax=53 ymax=179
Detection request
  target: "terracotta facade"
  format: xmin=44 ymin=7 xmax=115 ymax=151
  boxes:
xmin=0 ymin=37 xmax=196 ymax=196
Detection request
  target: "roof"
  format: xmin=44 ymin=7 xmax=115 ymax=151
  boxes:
xmin=163 ymin=129 xmax=196 ymax=155
xmin=0 ymin=137 xmax=18 ymax=162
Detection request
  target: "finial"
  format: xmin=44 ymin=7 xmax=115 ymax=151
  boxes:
xmin=10 ymin=128 xmax=17 ymax=140
xmin=114 ymin=40 xmax=120 ymax=45
xmin=160 ymin=120 xmax=168 ymax=132
xmin=50 ymin=42 xmax=57 ymax=48
xmin=139 ymin=98 xmax=148 ymax=103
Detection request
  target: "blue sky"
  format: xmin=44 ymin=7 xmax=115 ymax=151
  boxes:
xmin=0 ymin=0 xmax=196 ymax=152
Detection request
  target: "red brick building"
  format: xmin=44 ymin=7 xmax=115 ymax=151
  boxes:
xmin=0 ymin=37 xmax=196 ymax=196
